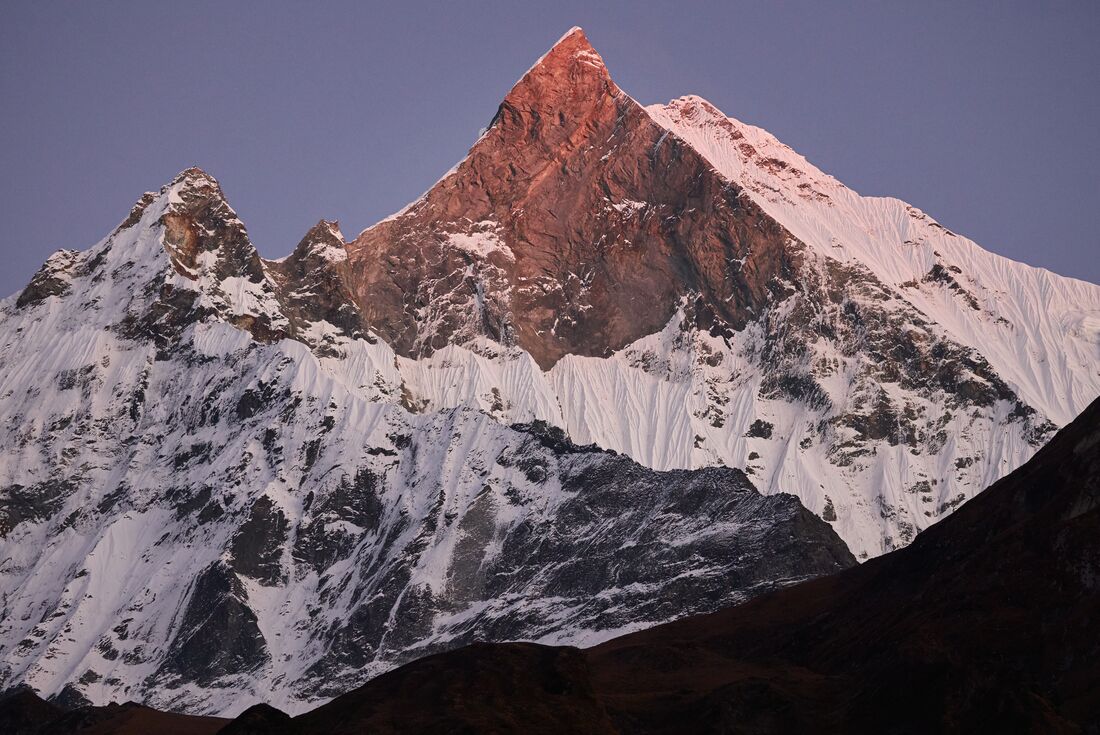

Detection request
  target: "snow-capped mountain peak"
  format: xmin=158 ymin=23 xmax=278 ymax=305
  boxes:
xmin=1 ymin=26 xmax=1097 ymax=717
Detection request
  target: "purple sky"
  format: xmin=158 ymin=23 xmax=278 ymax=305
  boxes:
xmin=2 ymin=1 xmax=1098 ymax=298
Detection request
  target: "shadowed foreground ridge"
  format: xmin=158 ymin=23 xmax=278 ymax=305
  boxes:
xmin=265 ymin=394 xmax=1100 ymax=733
xmin=0 ymin=686 xmax=227 ymax=735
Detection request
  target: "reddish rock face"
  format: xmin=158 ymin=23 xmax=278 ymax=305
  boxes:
xmin=268 ymin=219 xmax=367 ymax=348
xmin=160 ymin=168 xmax=268 ymax=288
xmin=342 ymin=28 xmax=802 ymax=368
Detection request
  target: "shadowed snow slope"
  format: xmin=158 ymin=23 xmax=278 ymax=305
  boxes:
xmin=221 ymin=395 xmax=1100 ymax=734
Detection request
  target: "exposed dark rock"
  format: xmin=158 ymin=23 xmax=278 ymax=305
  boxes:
xmin=114 ymin=281 xmax=204 ymax=348
xmin=0 ymin=481 xmax=73 ymax=538
xmin=46 ymin=684 xmax=89 ymax=710
xmin=235 ymin=384 xmax=274 ymax=421
xmin=922 ymin=262 xmax=982 ymax=310
xmin=292 ymin=468 xmax=384 ymax=574
xmin=745 ymin=419 xmax=773 ymax=439
xmin=229 ymin=496 xmax=289 ymax=585
xmin=158 ymin=562 xmax=268 ymax=687
xmin=510 ymin=419 xmax=605 ymax=455
xmin=16 ymin=253 xmax=77 ymax=309
xmin=167 ymin=485 xmax=213 ymax=520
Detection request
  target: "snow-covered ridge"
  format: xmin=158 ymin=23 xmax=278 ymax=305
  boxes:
xmin=645 ymin=94 xmax=1100 ymax=426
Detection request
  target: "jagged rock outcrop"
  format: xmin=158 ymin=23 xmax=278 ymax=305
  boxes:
xmin=123 ymin=168 xmax=288 ymax=345
xmin=268 ymin=220 xmax=365 ymax=353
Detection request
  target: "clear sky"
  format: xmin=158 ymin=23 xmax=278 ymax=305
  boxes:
xmin=2 ymin=1 xmax=1098 ymax=298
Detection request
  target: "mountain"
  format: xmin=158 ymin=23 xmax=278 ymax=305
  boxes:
xmin=0 ymin=170 xmax=851 ymax=715
xmin=216 ymin=394 xmax=1100 ymax=734
xmin=0 ymin=24 xmax=1097 ymax=717
xmin=334 ymin=27 xmax=1098 ymax=558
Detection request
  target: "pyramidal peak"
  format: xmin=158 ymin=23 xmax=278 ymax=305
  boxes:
xmin=495 ymin=26 xmax=619 ymax=129
xmin=164 ymin=166 xmax=240 ymax=221
xmin=171 ymin=165 xmax=219 ymax=187
xmin=523 ymin=26 xmax=606 ymax=77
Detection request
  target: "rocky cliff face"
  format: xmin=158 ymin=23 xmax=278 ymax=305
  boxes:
xmin=342 ymin=29 xmax=800 ymax=369
xmin=0 ymin=24 xmax=1098 ymax=717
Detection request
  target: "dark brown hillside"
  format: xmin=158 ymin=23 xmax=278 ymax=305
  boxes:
xmin=0 ymin=687 xmax=227 ymax=735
